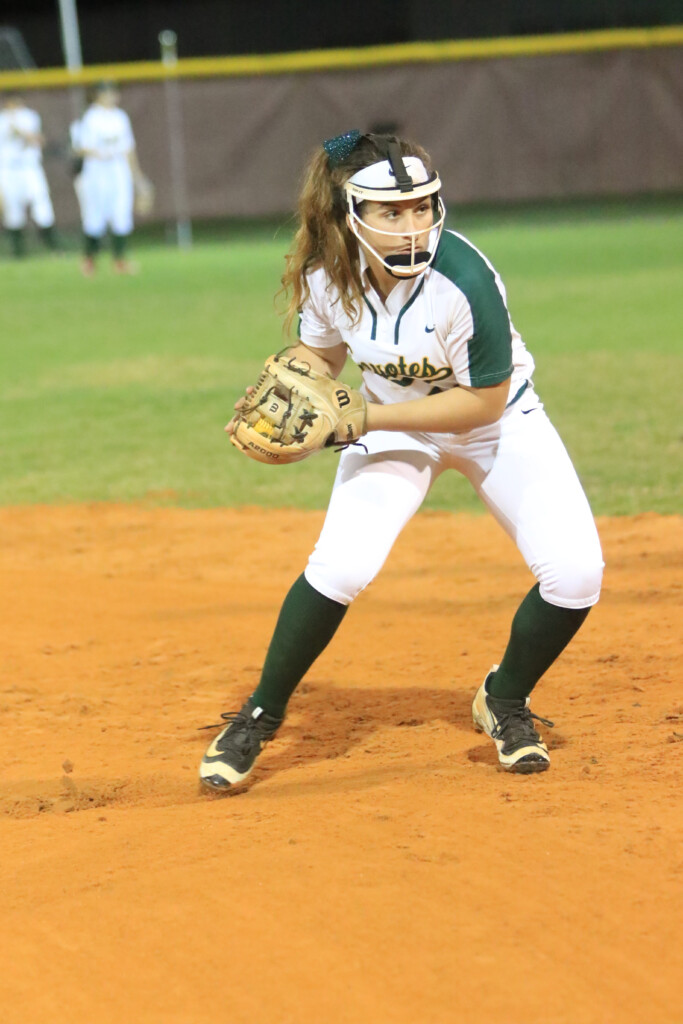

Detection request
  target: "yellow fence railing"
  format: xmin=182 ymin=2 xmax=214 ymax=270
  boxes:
xmin=0 ymin=24 xmax=682 ymax=91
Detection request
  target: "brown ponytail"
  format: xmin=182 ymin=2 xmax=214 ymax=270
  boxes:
xmin=279 ymin=134 xmax=433 ymax=335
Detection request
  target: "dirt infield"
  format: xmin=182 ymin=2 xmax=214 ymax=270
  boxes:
xmin=1 ymin=505 xmax=681 ymax=1024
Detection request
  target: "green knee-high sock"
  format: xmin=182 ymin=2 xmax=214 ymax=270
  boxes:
xmin=112 ymin=233 xmax=128 ymax=259
xmin=251 ymin=574 xmax=348 ymax=718
xmin=488 ymin=584 xmax=591 ymax=700
xmin=8 ymin=228 xmax=25 ymax=257
xmin=84 ymin=234 xmax=101 ymax=257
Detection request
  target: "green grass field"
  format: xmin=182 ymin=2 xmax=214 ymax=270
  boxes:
xmin=2 ymin=198 xmax=681 ymax=514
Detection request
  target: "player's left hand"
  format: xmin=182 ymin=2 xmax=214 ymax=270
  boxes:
xmin=134 ymin=174 xmax=155 ymax=215
xmin=225 ymin=386 xmax=255 ymax=436
xmin=229 ymin=351 xmax=367 ymax=465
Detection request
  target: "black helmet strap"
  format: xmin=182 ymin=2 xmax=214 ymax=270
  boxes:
xmin=365 ymin=134 xmax=413 ymax=193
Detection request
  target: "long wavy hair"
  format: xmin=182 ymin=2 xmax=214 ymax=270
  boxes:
xmin=279 ymin=133 xmax=433 ymax=334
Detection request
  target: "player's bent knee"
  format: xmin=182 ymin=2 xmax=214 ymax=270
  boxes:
xmin=537 ymin=554 xmax=604 ymax=609
xmin=304 ymin=558 xmax=381 ymax=606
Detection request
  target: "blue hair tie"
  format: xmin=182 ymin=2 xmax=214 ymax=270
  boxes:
xmin=323 ymin=130 xmax=362 ymax=168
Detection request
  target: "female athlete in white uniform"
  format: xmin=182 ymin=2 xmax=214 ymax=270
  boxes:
xmin=200 ymin=130 xmax=604 ymax=789
xmin=0 ymin=92 xmax=58 ymax=257
xmin=74 ymin=82 xmax=145 ymax=275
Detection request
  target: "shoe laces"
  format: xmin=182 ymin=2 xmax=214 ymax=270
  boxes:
xmin=198 ymin=706 xmax=280 ymax=739
xmin=489 ymin=701 xmax=554 ymax=743
xmin=198 ymin=710 xmax=240 ymax=732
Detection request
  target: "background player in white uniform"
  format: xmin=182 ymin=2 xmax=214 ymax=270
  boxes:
xmin=0 ymin=92 xmax=58 ymax=258
xmin=74 ymin=81 xmax=148 ymax=275
xmin=199 ymin=130 xmax=604 ymax=789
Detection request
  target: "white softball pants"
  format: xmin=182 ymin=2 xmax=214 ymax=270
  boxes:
xmin=78 ymin=159 xmax=134 ymax=237
xmin=0 ymin=167 xmax=55 ymax=229
xmin=305 ymin=391 xmax=604 ymax=610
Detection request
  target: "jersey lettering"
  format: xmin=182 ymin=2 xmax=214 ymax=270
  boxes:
xmin=357 ymin=355 xmax=452 ymax=385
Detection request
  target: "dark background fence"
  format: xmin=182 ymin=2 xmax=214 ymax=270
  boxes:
xmin=23 ymin=42 xmax=683 ymax=228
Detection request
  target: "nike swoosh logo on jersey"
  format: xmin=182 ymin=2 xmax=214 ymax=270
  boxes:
xmin=521 ymin=409 xmax=537 ymax=415
xmin=425 ymin=326 xmax=436 ymax=333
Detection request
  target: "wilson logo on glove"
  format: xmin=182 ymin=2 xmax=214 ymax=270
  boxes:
xmin=230 ymin=352 xmax=368 ymax=465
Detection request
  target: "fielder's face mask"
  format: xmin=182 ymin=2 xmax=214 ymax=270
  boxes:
xmin=344 ymin=142 xmax=446 ymax=279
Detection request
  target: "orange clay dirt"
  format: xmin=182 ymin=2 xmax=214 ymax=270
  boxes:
xmin=0 ymin=505 xmax=681 ymax=1024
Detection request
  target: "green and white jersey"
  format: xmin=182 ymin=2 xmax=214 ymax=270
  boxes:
xmin=300 ymin=229 xmax=534 ymax=406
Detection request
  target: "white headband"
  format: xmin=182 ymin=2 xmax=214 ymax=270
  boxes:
xmin=345 ymin=158 xmax=441 ymax=204
xmin=348 ymin=157 xmax=429 ymax=189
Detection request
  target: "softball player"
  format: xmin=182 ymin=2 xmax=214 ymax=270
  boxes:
xmin=74 ymin=82 xmax=145 ymax=275
xmin=0 ymin=92 xmax=58 ymax=257
xmin=200 ymin=130 xmax=604 ymax=789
